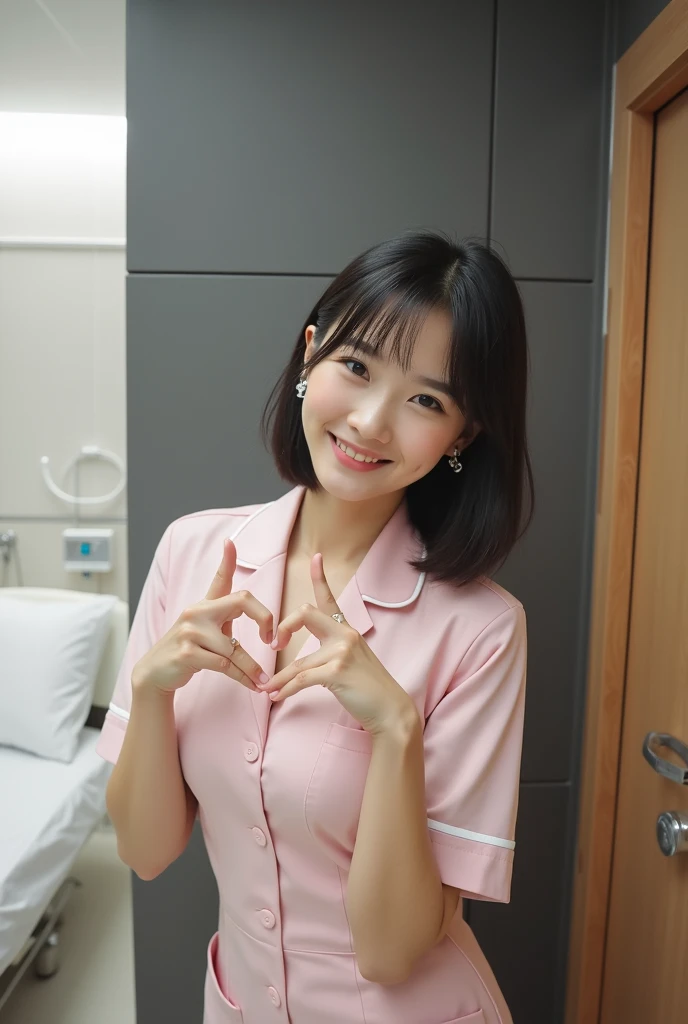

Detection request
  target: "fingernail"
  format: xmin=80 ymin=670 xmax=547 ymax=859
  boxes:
xmin=258 ymin=671 xmax=270 ymax=685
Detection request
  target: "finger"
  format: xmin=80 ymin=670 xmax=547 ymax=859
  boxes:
xmin=184 ymin=621 xmax=271 ymax=688
xmin=211 ymin=652 xmax=260 ymax=692
xmin=176 ymin=639 xmax=258 ymax=692
xmin=260 ymin=645 xmax=330 ymax=692
xmin=311 ymin=552 xmax=340 ymax=613
xmin=205 ymin=538 xmax=237 ymax=602
xmin=270 ymin=602 xmax=341 ymax=650
xmin=269 ymin=662 xmax=333 ymax=702
xmin=224 ymin=659 xmax=266 ymax=692
xmin=224 ymin=642 xmax=271 ymax=687
xmin=207 ymin=590 xmax=275 ymax=645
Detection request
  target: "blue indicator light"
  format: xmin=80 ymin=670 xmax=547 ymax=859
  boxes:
xmin=80 ymin=542 xmax=91 ymax=555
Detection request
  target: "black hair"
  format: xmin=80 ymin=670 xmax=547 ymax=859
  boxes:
xmin=260 ymin=230 xmax=535 ymax=589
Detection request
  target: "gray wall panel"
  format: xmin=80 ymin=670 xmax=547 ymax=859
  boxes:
xmin=469 ymin=784 xmax=570 ymax=1024
xmin=125 ymin=272 xmax=331 ymax=585
xmin=491 ymin=0 xmax=607 ymax=280
xmin=126 ymin=0 xmax=494 ymax=274
xmin=494 ymin=281 xmax=595 ymax=783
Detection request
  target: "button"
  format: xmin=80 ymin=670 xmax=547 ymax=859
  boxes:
xmin=259 ymin=909 xmax=275 ymax=929
xmin=252 ymin=828 xmax=267 ymax=846
xmin=267 ymin=987 xmax=281 ymax=1007
xmin=244 ymin=744 xmax=259 ymax=762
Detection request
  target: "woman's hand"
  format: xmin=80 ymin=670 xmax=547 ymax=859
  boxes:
xmin=133 ymin=539 xmax=274 ymax=695
xmin=260 ymin=552 xmax=418 ymax=736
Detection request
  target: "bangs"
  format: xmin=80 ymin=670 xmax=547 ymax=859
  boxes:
xmin=309 ymin=290 xmax=440 ymax=377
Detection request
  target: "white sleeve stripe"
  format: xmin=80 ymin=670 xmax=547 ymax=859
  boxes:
xmin=427 ymin=818 xmax=515 ymax=850
xmin=109 ymin=702 xmax=130 ymax=722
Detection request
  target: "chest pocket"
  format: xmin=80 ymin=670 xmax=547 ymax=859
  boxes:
xmin=304 ymin=722 xmax=374 ymax=870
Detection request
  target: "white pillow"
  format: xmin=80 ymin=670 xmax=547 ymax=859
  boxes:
xmin=0 ymin=594 xmax=118 ymax=763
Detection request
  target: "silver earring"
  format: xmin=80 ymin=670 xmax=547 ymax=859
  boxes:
xmin=296 ymin=377 xmax=307 ymax=399
xmin=448 ymin=448 xmax=462 ymax=473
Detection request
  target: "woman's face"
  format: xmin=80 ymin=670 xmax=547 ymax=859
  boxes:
xmin=300 ymin=306 xmax=478 ymax=497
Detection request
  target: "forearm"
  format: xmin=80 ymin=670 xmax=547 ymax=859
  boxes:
xmin=346 ymin=711 xmax=445 ymax=984
xmin=106 ymin=681 xmax=191 ymax=880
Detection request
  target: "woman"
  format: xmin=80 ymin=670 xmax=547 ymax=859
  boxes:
xmin=97 ymin=230 xmax=534 ymax=1024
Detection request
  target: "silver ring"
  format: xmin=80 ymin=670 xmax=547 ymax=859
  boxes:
xmin=230 ymin=637 xmax=240 ymax=647
xmin=331 ymin=613 xmax=345 ymax=624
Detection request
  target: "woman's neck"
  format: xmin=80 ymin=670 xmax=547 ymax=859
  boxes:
xmin=289 ymin=486 xmax=405 ymax=568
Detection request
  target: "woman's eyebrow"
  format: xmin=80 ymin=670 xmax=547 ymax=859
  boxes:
xmin=343 ymin=337 xmax=454 ymax=398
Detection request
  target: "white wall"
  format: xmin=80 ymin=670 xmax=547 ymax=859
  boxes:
xmin=0 ymin=2 xmax=128 ymax=602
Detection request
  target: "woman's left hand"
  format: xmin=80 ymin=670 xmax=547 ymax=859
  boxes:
xmin=262 ymin=552 xmax=417 ymax=736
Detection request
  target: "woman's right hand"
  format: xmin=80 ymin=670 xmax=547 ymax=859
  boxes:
xmin=132 ymin=538 xmax=274 ymax=695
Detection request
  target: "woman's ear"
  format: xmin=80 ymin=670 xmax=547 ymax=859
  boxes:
xmin=304 ymin=325 xmax=317 ymax=364
xmin=446 ymin=422 xmax=482 ymax=456
xmin=467 ymin=422 xmax=483 ymax=445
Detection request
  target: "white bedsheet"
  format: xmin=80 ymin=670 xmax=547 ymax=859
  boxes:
xmin=0 ymin=726 xmax=112 ymax=976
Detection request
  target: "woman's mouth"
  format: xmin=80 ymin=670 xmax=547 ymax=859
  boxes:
xmin=327 ymin=432 xmax=392 ymax=472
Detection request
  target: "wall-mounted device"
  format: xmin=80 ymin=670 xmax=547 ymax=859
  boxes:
xmin=62 ymin=528 xmax=114 ymax=573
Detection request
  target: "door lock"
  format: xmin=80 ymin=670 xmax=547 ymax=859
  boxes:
xmin=655 ymin=811 xmax=688 ymax=856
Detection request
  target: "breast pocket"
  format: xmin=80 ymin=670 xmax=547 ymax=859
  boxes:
xmin=304 ymin=722 xmax=374 ymax=870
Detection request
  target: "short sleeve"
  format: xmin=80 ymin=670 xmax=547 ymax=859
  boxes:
xmin=95 ymin=522 xmax=174 ymax=765
xmin=424 ymin=603 xmax=527 ymax=903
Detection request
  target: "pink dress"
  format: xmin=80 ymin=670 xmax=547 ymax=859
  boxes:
xmin=96 ymin=484 xmax=527 ymax=1024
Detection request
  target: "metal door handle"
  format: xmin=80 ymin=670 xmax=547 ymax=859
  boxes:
xmin=642 ymin=732 xmax=688 ymax=785
xmin=642 ymin=733 xmax=688 ymax=855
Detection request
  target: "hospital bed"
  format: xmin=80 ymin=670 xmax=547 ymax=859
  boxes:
xmin=0 ymin=587 xmax=128 ymax=1013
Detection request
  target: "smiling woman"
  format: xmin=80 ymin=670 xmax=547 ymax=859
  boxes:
xmin=97 ymin=229 xmax=532 ymax=1024
xmin=260 ymin=230 xmax=535 ymax=589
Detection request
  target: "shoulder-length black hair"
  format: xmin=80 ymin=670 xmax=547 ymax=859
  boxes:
xmin=260 ymin=230 xmax=535 ymax=589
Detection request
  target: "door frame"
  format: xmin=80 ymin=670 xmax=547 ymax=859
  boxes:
xmin=564 ymin=2 xmax=688 ymax=1022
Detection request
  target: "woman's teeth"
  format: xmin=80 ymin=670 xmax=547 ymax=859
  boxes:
xmin=333 ymin=435 xmax=384 ymax=463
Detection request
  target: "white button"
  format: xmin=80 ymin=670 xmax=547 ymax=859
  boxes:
xmin=252 ymin=828 xmax=267 ymax=846
xmin=267 ymin=986 xmax=281 ymax=1007
xmin=244 ymin=744 xmax=259 ymax=762
xmin=259 ymin=909 xmax=275 ymax=929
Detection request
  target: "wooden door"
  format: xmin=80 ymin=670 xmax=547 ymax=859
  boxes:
xmin=600 ymin=87 xmax=688 ymax=1021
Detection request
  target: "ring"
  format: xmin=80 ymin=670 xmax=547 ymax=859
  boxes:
xmin=331 ymin=613 xmax=345 ymax=624
xmin=230 ymin=637 xmax=240 ymax=647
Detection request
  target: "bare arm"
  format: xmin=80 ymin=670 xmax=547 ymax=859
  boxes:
xmin=346 ymin=711 xmax=453 ymax=984
xmin=105 ymin=679 xmax=196 ymax=880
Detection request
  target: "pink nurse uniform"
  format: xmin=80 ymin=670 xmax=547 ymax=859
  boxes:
xmin=96 ymin=484 xmax=527 ymax=1024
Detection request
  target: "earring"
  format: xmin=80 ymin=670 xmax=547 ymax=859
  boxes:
xmin=448 ymin=448 xmax=462 ymax=473
xmin=296 ymin=377 xmax=307 ymax=399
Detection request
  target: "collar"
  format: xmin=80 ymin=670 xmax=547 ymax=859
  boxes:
xmin=231 ymin=483 xmax=426 ymax=615
xmin=229 ymin=484 xmax=426 ymax=738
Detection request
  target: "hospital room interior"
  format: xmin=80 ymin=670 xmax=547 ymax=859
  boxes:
xmin=1 ymin=0 xmax=686 ymax=1022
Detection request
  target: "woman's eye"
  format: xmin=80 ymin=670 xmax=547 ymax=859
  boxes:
xmin=342 ymin=358 xmax=367 ymax=377
xmin=338 ymin=358 xmax=443 ymax=411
